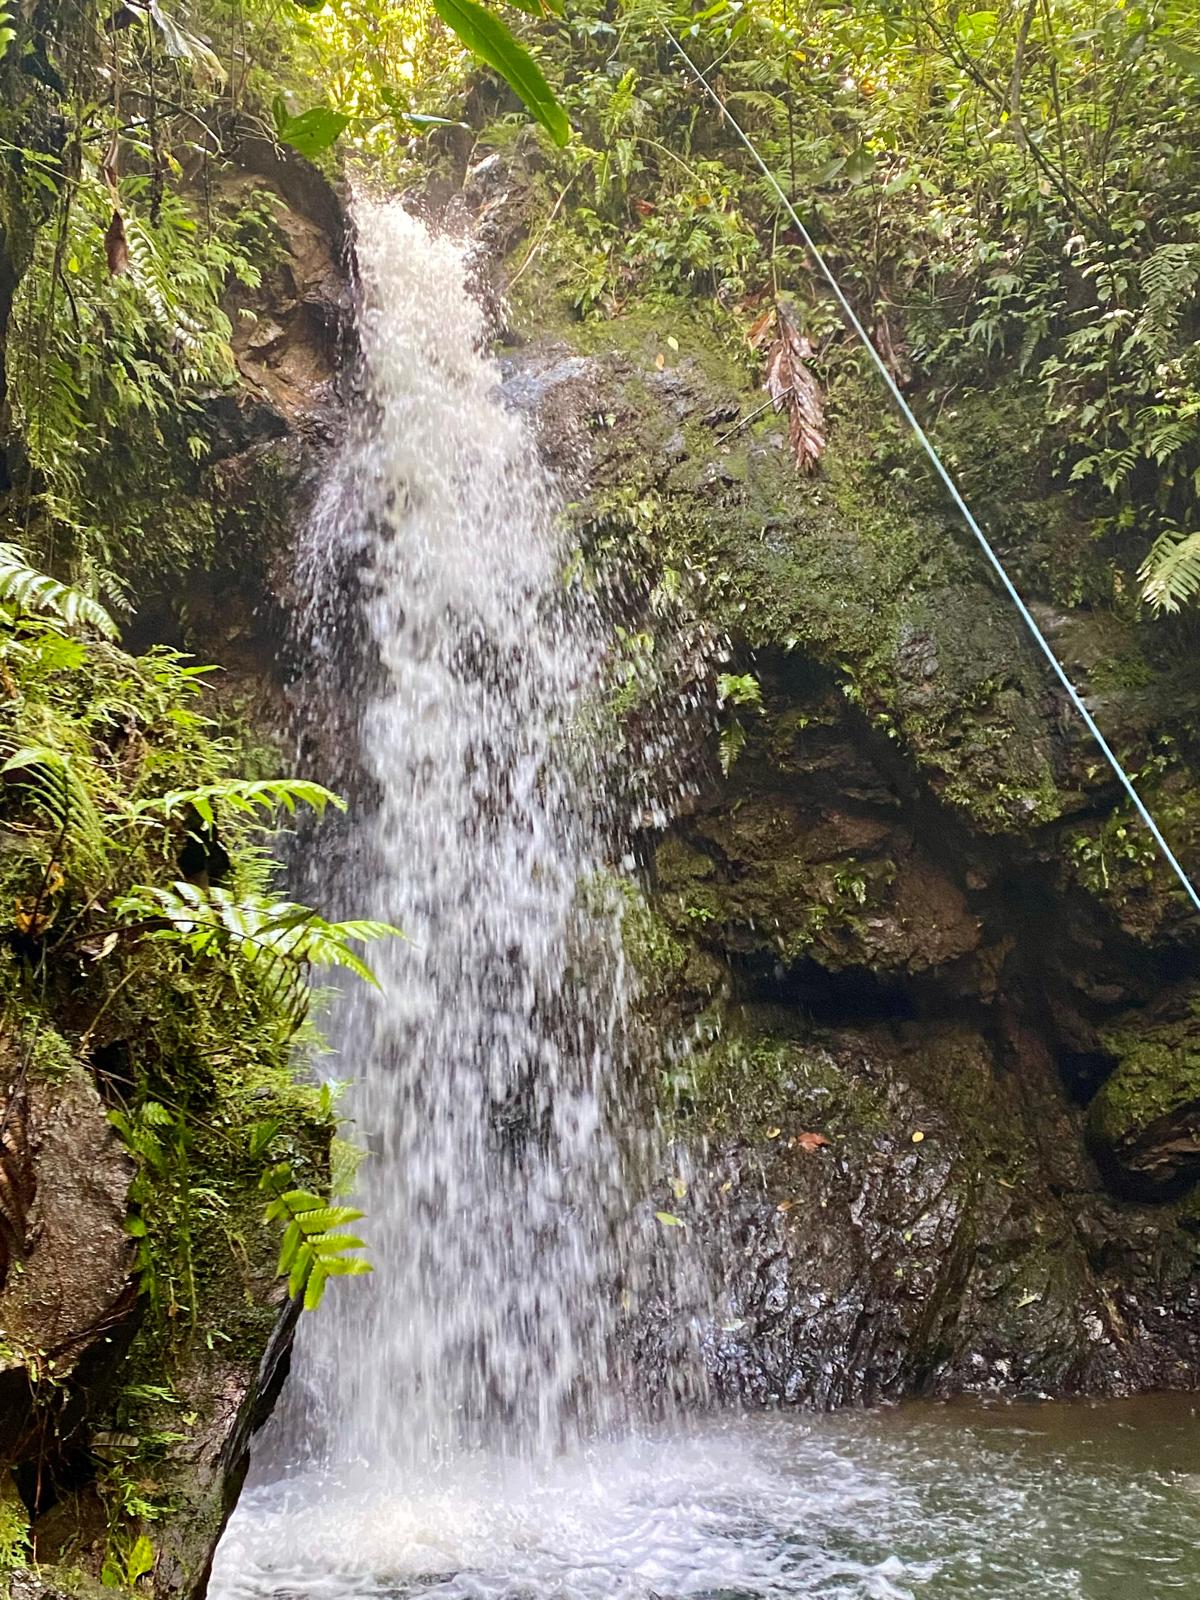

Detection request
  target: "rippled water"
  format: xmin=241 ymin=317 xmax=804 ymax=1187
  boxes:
xmin=212 ymin=1397 xmax=1200 ymax=1600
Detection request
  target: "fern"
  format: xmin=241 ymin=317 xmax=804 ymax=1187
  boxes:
xmin=1139 ymin=527 xmax=1200 ymax=612
xmin=0 ymin=543 xmax=117 ymax=638
xmin=260 ymin=1163 xmax=372 ymax=1310
xmin=132 ymin=778 xmax=346 ymax=829
xmin=112 ymin=882 xmax=401 ymax=1027
xmin=1136 ymin=243 xmax=1200 ymax=357
xmin=0 ymin=746 xmax=109 ymax=869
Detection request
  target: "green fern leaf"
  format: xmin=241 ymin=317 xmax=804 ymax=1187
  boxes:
xmin=1140 ymin=527 xmax=1200 ymax=613
xmin=0 ymin=543 xmax=117 ymax=637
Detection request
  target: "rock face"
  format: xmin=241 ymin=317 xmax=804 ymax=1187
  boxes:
xmin=0 ymin=1067 xmax=134 ymax=1392
xmin=493 ymin=258 xmax=1200 ymax=1402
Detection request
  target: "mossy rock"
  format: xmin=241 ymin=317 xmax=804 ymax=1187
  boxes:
xmin=1089 ymin=1009 xmax=1200 ymax=1192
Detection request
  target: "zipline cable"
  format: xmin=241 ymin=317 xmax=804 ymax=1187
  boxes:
xmin=664 ymin=25 xmax=1200 ymax=918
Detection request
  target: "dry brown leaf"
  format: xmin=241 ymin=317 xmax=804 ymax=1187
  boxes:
xmin=765 ymin=299 xmax=826 ymax=473
xmin=632 ymin=198 xmax=656 ymax=217
xmin=793 ymin=1131 xmax=830 ymax=1152
xmin=746 ymin=307 xmax=774 ymax=350
xmin=105 ymin=209 xmax=130 ymax=278
xmin=14 ymin=895 xmax=55 ymax=937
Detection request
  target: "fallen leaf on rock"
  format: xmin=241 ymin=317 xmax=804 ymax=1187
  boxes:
xmin=655 ymin=1210 xmax=684 ymax=1228
xmin=911 ymin=1130 xmax=926 ymax=1144
xmin=765 ymin=1126 xmax=782 ymax=1139
xmin=793 ymin=1131 xmax=830 ymax=1151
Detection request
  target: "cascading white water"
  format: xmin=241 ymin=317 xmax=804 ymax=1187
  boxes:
xmin=275 ymin=202 xmax=638 ymax=1474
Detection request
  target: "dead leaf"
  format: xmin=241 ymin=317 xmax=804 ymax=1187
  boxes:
xmin=793 ymin=1131 xmax=830 ymax=1152
xmin=632 ymin=198 xmax=656 ymax=217
xmin=0 ymin=1086 xmax=36 ymax=1294
xmin=765 ymin=1126 xmax=782 ymax=1139
xmin=873 ymin=310 xmax=912 ymax=389
xmin=670 ymin=1176 xmax=687 ymax=1199
xmin=746 ymin=307 xmax=774 ymax=349
xmin=764 ymin=299 xmax=826 ymax=473
xmin=911 ymin=1130 xmax=926 ymax=1144
xmin=655 ymin=1210 xmax=684 ymax=1228
xmin=14 ymin=895 xmax=55 ymax=937
xmin=776 ymin=1199 xmax=796 ymax=1213
xmin=105 ymin=209 xmax=130 ymax=277
xmin=654 ymin=351 xmax=665 ymax=370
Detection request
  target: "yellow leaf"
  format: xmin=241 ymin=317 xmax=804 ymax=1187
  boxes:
xmin=765 ymin=1126 xmax=782 ymax=1139
xmin=655 ymin=1210 xmax=684 ymax=1228
xmin=666 ymin=335 xmax=679 ymax=351
xmin=654 ymin=352 xmax=665 ymax=370
xmin=671 ymin=1177 xmax=687 ymax=1199
xmin=911 ymin=1130 xmax=925 ymax=1144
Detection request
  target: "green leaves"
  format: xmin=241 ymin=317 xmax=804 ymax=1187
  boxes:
xmin=262 ymin=1168 xmax=372 ymax=1311
xmin=1 ymin=746 xmax=108 ymax=870
xmin=0 ymin=542 xmax=117 ymax=638
xmin=1139 ymin=527 xmax=1200 ymax=613
xmin=113 ymin=882 xmax=403 ymax=1032
xmin=132 ymin=777 xmax=346 ymax=829
xmin=1160 ymin=40 xmax=1200 ymax=78
xmin=272 ymin=97 xmax=352 ymax=159
xmin=281 ymin=0 xmax=570 ymax=148
xmin=433 ymin=0 xmax=570 ymax=146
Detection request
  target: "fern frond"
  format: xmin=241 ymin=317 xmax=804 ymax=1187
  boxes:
xmin=1139 ymin=527 xmax=1200 ymax=613
xmin=132 ymin=778 xmax=347 ymax=828
xmin=260 ymin=1163 xmax=372 ymax=1311
xmin=0 ymin=543 xmax=117 ymax=638
xmin=0 ymin=746 xmax=109 ymax=868
xmin=112 ymin=882 xmax=402 ymax=1028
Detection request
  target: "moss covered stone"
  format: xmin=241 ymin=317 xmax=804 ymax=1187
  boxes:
xmin=1089 ymin=1009 xmax=1200 ymax=1191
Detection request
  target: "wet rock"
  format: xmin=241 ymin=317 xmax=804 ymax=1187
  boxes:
xmin=1089 ymin=1007 xmax=1200 ymax=1194
xmin=0 ymin=1065 xmax=133 ymax=1389
xmin=487 ymin=268 xmax=1200 ymax=1404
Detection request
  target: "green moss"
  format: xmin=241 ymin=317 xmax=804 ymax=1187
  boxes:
xmin=671 ymin=1016 xmax=890 ymax=1138
xmin=1089 ymin=1012 xmax=1200 ymax=1151
xmin=0 ymin=1479 xmax=30 ymax=1591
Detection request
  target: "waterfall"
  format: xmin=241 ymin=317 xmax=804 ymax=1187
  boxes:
xmin=208 ymin=196 xmax=1200 ymax=1600
xmin=260 ymin=201 xmax=642 ymax=1477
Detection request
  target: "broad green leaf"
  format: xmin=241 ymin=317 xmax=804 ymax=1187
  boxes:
xmin=127 ymin=1535 xmax=155 ymax=1584
xmin=1161 ymin=40 xmax=1200 ymax=76
xmin=432 ymin=0 xmax=570 ymax=146
xmin=274 ymin=101 xmax=352 ymax=159
xmin=398 ymin=112 xmax=473 ymax=130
